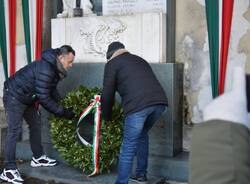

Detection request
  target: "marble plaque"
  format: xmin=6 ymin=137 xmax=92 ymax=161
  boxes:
xmin=52 ymin=12 xmax=166 ymax=63
xmin=102 ymin=0 xmax=166 ymax=15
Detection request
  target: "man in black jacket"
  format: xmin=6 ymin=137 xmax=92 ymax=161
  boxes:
xmin=101 ymin=42 xmax=168 ymax=184
xmin=0 ymin=45 xmax=75 ymax=184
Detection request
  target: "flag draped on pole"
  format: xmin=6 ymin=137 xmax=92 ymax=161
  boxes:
xmin=9 ymin=0 xmax=16 ymax=76
xmin=0 ymin=0 xmax=8 ymax=79
xmin=205 ymin=0 xmax=219 ymax=98
xmin=35 ymin=0 xmax=43 ymax=60
xmin=22 ymin=0 xmax=43 ymax=62
xmin=219 ymin=0 xmax=234 ymax=95
xmin=205 ymin=0 xmax=234 ymax=97
xmin=22 ymin=0 xmax=32 ymax=64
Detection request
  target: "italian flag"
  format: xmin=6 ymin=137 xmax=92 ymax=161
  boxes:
xmin=205 ymin=0 xmax=234 ymax=97
xmin=0 ymin=0 xmax=43 ymax=79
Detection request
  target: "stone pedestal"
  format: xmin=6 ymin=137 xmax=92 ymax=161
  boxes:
xmin=43 ymin=63 xmax=183 ymax=157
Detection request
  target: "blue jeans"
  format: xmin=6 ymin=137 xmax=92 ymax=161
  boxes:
xmin=115 ymin=105 xmax=166 ymax=184
xmin=3 ymin=88 xmax=43 ymax=169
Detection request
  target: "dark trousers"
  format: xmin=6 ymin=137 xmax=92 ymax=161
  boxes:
xmin=3 ymin=88 xmax=43 ymax=169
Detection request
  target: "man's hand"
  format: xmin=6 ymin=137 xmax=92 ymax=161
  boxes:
xmin=203 ymin=67 xmax=250 ymax=129
xmin=63 ymin=107 xmax=75 ymax=120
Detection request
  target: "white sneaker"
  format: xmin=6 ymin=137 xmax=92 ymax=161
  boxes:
xmin=30 ymin=155 xmax=57 ymax=167
xmin=0 ymin=168 xmax=24 ymax=184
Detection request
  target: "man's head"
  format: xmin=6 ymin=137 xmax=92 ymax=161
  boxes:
xmin=106 ymin=41 xmax=125 ymax=60
xmin=57 ymin=45 xmax=75 ymax=70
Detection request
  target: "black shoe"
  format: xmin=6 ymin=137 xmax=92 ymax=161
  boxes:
xmin=129 ymin=175 xmax=148 ymax=184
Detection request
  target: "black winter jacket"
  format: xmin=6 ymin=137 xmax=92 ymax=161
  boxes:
xmin=4 ymin=49 xmax=65 ymax=116
xmin=101 ymin=51 xmax=168 ymax=121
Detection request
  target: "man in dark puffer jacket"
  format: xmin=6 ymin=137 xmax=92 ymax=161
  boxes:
xmin=0 ymin=45 xmax=75 ymax=184
xmin=101 ymin=42 xmax=168 ymax=184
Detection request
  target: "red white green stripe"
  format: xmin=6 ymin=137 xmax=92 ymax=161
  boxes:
xmin=77 ymin=95 xmax=101 ymax=176
xmin=0 ymin=0 xmax=43 ymax=78
xmin=24 ymin=0 xmax=43 ymax=61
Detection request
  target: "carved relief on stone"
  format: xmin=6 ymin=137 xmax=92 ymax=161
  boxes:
xmin=79 ymin=19 xmax=127 ymax=56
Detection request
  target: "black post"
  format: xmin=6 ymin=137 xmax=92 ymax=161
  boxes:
xmin=76 ymin=0 xmax=81 ymax=7
xmin=74 ymin=0 xmax=83 ymax=17
xmin=167 ymin=0 xmax=176 ymax=63
xmin=52 ymin=0 xmax=63 ymax=18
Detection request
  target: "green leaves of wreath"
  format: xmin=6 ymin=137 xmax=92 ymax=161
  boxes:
xmin=50 ymin=86 xmax=124 ymax=174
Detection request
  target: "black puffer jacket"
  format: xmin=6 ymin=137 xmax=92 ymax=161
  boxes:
xmin=4 ymin=49 xmax=65 ymax=116
xmin=101 ymin=51 xmax=168 ymax=121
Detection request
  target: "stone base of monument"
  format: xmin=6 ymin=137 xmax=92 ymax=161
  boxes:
xmin=16 ymin=140 xmax=188 ymax=183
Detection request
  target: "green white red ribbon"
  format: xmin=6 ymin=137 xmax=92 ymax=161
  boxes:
xmin=77 ymin=95 xmax=101 ymax=176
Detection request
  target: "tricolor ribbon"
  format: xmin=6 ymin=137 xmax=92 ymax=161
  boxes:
xmin=76 ymin=95 xmax=101 ymax=176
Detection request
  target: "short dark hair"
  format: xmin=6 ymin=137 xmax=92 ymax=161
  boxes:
xmin=57 ymin=45 xmax=75 ymax=56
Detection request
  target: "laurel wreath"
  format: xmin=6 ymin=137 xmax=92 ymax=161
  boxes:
xmin=50 ymin=86 xmax=123 ymax=174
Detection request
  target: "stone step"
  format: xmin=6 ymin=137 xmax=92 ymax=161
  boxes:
xmin=17 ymin=141 xmax=188 ymax=182
xmin=148 ymin=152 xmax=189 ymax=182
xmin=18 ymin=162 xmax=160 ymax=184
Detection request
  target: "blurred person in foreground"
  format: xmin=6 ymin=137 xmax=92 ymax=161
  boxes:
xmin=189 ymin=67 xmax=250 ymax=184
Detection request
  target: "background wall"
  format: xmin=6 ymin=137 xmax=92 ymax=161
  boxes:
xmin=176 ymin=0 xmax=250 ymax=123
